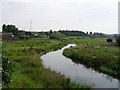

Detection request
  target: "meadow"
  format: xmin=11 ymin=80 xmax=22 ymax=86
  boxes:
xmin=3 ymin=38 xmax=90 ymax=88
xmin=63 ymin=36 xmax=119 ymax=79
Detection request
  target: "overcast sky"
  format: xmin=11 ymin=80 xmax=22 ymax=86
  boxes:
xmin=0 ymin=0 xmax=119 ymax=34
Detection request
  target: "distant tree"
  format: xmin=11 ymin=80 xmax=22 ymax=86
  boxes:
xmin=45 ymin=32 xmax=49 ymax=35
xmin=2 ymin=24 xmax=7 ymax=32
xmin=116 ymin=36 xmax=120 ymax=46
xmin=90 ymin=32 xmax=92 ymax=34
xmin=114 ymin=34 xmax=117 ymax=37
xmin=107 ymin=38 xmax=113 ymax=43
xmin=50 ymin=29 xmax=53 ymax=34
xmin=59 ymin=30 xmax=87 ymax=36
xmin=86 ymin=32 xmax=88 ymax=34
xmin=49 ymin=32 xmax=64 ymax=40
xmin=92 ymin=32 xmax=105 ymax=37
xmin=2 ymin=24 xmax=19 ymax=36
xmin=49 ymin=34 xmax=61 ymax=40
xmin=25 ymin=31 xmax=32 ymax=36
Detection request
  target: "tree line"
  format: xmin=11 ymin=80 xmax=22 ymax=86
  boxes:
xmin=2 ymin=24 xmax=19 ymax=36
xmin=59 ymin=30 xmax=88 ymax=36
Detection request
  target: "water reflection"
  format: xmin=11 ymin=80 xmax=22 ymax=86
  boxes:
xmin=102 ymin=74 xmax=113 ymax=82
xmin=41 ymin=44 xmax=119 ymax=88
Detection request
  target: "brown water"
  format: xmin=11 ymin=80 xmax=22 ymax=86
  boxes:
xmin=41 ymin=44 xmax=119 ymax=88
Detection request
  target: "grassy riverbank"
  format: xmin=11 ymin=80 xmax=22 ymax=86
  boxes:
xmin=3 ymin=38 xmax=90 ymax=88
xmin=63 ymin=37 xmax=119 ymax=79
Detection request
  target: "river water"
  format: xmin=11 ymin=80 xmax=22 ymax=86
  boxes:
xmin=41 ymin=44 xmax=119 ymax=88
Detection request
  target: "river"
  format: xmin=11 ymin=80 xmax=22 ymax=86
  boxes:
xmin=41 ymin=44 xmax=119 ymax=88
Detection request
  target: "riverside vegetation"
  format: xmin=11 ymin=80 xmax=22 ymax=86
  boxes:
xmin=3 ymin=38 xmax=90 ymax=88
xmin=2 ymin=24 xmax=119 ymax=88
xmin=63 ymin=36 xmax=119 ymax=79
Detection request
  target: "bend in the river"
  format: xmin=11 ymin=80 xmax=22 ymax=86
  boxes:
xmin=41 ymin=44 xmax=119 ymax=88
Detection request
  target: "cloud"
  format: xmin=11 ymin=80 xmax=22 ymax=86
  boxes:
xmin=0 ymin=3 xmax=2 ymax=30
xmin=0 ymin=0 xmax=119 ymax=33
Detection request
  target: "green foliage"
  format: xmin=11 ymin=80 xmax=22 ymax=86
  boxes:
xmin=63 ymin=36 xmax=108 ymax=46
xmin=49 ymin=34 xmax=61 ymax=40
xmin=25 ymin=32 xmax=32 ymax=36
xmin=2 ymin=45 xmax=13 ymax=88
xmin=63 ymin=37 xmax=119 ymax=78
xmin=19 ymin=35 xmax=30 ymax=40
xmin=89 ymin=32 xmax=92 ymax=34
xmin=2 ymin=24 xmax=7 ymax=32
xmin=59 ymin=30 xmax=88 ymax=36
xmin=3 ymin=38 xmax=89 ymax=88
xmin=116 ymin=36 xmax=120 ymax=46
xmin=106 ymin=38 xmax=112 ymax=43
xmin=93 ymin=32 xmax=105 ymax=37
xmin=49 ymin=32 xmax=64 ymax=40
xmin=2 ymin=24 xmax=19 ymax=36
xmin=49 ymin=29 xmax=53 ymax=35
xmin=63 ymin=46 xmax=119 ymax=78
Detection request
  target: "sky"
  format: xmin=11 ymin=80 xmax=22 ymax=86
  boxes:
xmin=0 ymin=0 xmax=119 ymax=34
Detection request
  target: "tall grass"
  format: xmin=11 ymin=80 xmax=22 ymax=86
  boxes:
xmin=63 ymin=37 xmax=119 ymax=79
xmin=3 ymin=38 xmax=90 ymax=88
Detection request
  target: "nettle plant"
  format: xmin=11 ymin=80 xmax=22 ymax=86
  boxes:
xmin=2 ymin=45 xmax=13 ymax=88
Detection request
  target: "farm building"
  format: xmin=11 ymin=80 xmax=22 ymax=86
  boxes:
xmin=2 ymin=33 xmax=19 ymax=40
xmin=18 ymin=30 xmax=25 ymax=36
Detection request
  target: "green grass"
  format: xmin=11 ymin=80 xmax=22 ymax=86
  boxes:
xmin=3 ymin=38 xmax=90 ymax=88
xmin=63 ymin=36 xmax=108 ymax=46
xmin=63 ymin=36 xmax=119 ymax=79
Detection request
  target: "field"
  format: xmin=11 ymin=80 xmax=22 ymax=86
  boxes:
xmin=63 ymin=36 xmax=119 ymax=79
xmin=2 ymin=36 xmax=119 ymax=88
xmin=3 ymin=38 xmax=90 ymax=88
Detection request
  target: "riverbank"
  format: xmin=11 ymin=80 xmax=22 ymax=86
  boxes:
xmin=42 ymin=44 xmax=119 ymax=88
xmin=3 ymin=38 xmax=90 ymax=88
xmin=63 ymin=37 xmax=119 ymax=79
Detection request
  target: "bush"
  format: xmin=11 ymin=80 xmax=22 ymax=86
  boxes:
xmin=116 ymin=36 xmax=120 ymax=46
xmin=49 ymin=34 xmax=62 ymax=40
xmin=2 ymin=46 xmax=13 ymax=88
xmin=19 ymin=35 xmax=30 ymax=40
xmin=106 ymin=38 xmax=112 ymax=43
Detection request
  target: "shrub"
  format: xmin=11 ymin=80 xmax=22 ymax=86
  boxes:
xmin=2 ymin=45 xmax=13 ymax=88
xmin=106 ymin=38 xmax=112 ymax=43
xmin=19 ymin=35 xmax=30 ymax=40
xmin=49 ymin=34 xmax=62 ymax=40
xmin=116 ymin=36 xmax=120 ymax=46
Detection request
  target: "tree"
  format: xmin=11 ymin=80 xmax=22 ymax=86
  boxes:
xmin=90 ymin=32 xmax=92 ymax=35
xmin=116 ymin=36 xmax=120 ymax=46
xmin=59 ymin=30 xmax=87 ymax=36
xmin=49 ymin=32 xmax=63 ymax=40
xmin=50 ymin=29 xmax=53 ymax=34
xmin=86 ymin=32 xmax=88 ymax=34
xmin=25 ymin=31 xmax=32 ymax=36
xmin=49 ymin=34 xmax=61 ymax=40
xmin=2 ymin=24 xmax=7 ymax=32
xmin=45 ymin=32 xmax=49 ymax=35
xmin=2 ymin=24 xmax=19 ymax=36
xmin=114 ymin=34 xmax=117 ymax=37
xmin=107 ymin=38 xmax=112 ymax=43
